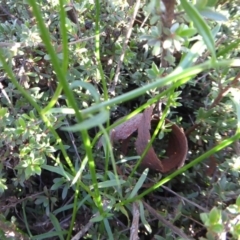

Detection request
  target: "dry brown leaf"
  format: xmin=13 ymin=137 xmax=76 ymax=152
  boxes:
xmin=110 ymin=114 xmax=143 ymax=142
xmin=135 ymin=106 xmax=164 ymax=172
xmin=97 ymin=113 xmax=142 ymax=148
xmin=97 ymin=106 xmax=188 ymax=173
xmin=161 ymin=119 xmax=188 ymax=172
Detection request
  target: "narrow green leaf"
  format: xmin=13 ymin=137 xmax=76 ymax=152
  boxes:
xmin=90 ymin=214 xmax=104 ymax=223
xmin=138 ymin=200 xmax=152 ymax=233
xmin=53 ymin=195 xmax=90 ymax=215
xmin=61 ymin=110 xmax=109 ymax=131
xmin=31 ymin=231 xmax=68 ymax=239
xmin=129 ymin=168 xmax=149 ymax=199
xmin=42 ymin=164 xmax=73 ymax=180
xmin=49 ymin=213 xmax=65 ymax=240
xmin=231 ymin=88 xmax=240 ymax=130
xmin=118 ymin=206 xmax=130 ymax=226
xmin=90 ymin=179 xmax=126 ymax=189
xmin=199 ymin=8 xmax=228 ymax=22
xmin=69 ymin=80 xmax=100 ymax=103
xmin=181 ymin=0 xmax=216 ymax=59
xmin=71 ymin=156 xmax=89 ymax=186
xmin=217 ymin=39 xmax=240 ymax=57
xmin=103 ymin=218 xmax=114 ymax=240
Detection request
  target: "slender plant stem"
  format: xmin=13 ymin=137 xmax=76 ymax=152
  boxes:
xmin=129 ymin=88 xmax=174 ymax=178
xmin=116 ymin=132 xmax=240 ymax=207
xmin=81 ymin=59 xmax=240 ymax=116
xmin=95 ymin=0 xmax=108 ymax=101
xmin=28 ymin=0 xmax=104 ymax=217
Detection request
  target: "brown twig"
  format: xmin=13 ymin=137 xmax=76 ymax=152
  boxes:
xmin=130 ymin=202 xmax=140 ymax=240
xmin=160 ymin=0 xmax=176 ymax=68
xmin=109 ymin=0 xmax=141 ymax=96
xmin=0 ymin=5 xmax=22 ymax=25
xmin=143 ymin=201 xmax=192 ymax=239
xmin=71 ymin=200 xmax=110 ymax=240
xmin=161 ymin=185 xmax=208 ymax=212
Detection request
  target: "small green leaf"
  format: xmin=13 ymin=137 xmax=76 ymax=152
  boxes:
xmin=200 ymin=212 xmax=209 ymax=224
xmin=211 ymin=223 xmax=224 ymax=233
xmin=0 ymin=107 xmax=7 ymax=118
xmin=129 ymin=168 xmax=149 ymax=198
xmin=177 ymin=28 xmax=197 ymax=38
xmin=62 ymin=185 xmax=68 ymax=200
xmin=181 ymin=0 xmax=216 ymax=60
xmin=18 ymin=117 xmax=26 ymax=128
xmin=34 ymin=166 xmax=41 ymax=175
xmin=209 ymin=207 xmax=221 ymax=224
xmin=233 ymin=223 xmax=240 ymax=237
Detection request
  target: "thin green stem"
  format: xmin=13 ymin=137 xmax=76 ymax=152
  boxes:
xmin=95 ymin=0 xmax=111 ymax=184
xmin=116 ymin=132 xmax=240 ymax=207
xmin=129 ymin=88 xmax=175 ymax=178
xmin=80 ymin=59 xmax=240 ymax=116
xmin=95 ymin=0 xmax=108 ymax=101
xmin=28 ymin=0 xmax=104 ymax=216
xmin=66 ymin=180 xmax=80 ymax=240
xmin=91 ymin=92 xmax=168 ymax=148
xmin=59 ymin=0 xmax=69 ymax=75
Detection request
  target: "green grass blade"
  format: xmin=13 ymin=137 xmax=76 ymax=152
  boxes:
xmin=138 ymin=200 xmax=152 ymax=233
xmin=129 ymin=168 xmax=149 ymax=199
xmin=81 ymin=59 xmax=240 ymax=116
xmin=61 ymin=110 xmax=109 ymax=131
xmin=104 ymin=218 xmax=114 ymax=240
xmin=181 ymin=0 xmax=216 ymax=60
xmin=49 ymin=213 xmax=65 ymax=240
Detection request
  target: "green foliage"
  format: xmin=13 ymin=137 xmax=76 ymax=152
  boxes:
xmin=0 ymin=0 xmax=240 ymax=239
xmin=200 ymin=196 xmax=240 ymax=239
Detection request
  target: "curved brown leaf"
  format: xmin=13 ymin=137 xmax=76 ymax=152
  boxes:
xmin=97 ymin=113 xmax=142 ymax=148
xmin=136 ymin=107 xmax=188 ymax=173
xmin=98 ymin=106 xmax=188 ymax=173
xmin=135 ymin=107 xmax=164 ymax=172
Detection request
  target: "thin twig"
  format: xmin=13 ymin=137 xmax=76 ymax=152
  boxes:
xmin=0 ymin=33 xmax=104 ymax=48
xmin=109 ymin=0 xmax=141 ymax=96
xmin=71 ymin=200 xmax=110 ymax=240
xmin=130 ymin=202 xmax=140 ymax=240
xmin=185 ymin=71 xmax=240 ymax=136
xmin=143 ymin=201 xmax=192 ymax=240
xmin=162 ymin=185 xmax=208 ymax=212
xmin=0 ymin=5 xmax=22 ymax=24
